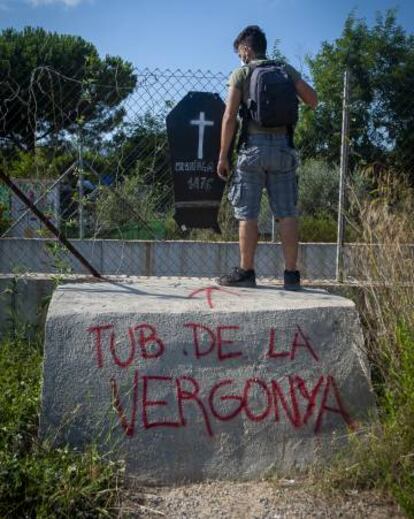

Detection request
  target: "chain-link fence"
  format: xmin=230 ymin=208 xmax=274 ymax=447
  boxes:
xmin=2 ymin=62 xmax=407 ymax=281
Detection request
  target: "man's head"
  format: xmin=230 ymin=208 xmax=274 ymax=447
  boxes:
xmin=233 ymin=25 xmax=267 ymax=64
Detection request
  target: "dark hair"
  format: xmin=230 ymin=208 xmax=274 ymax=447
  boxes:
xmin=233 ymin=25 xmax=267 ymax=55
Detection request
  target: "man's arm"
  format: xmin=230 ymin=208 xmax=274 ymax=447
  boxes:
xmin=217 ymin=86 xmax=242 ymax=180
xmin=295 ymin=79 xmax=318 ymax=109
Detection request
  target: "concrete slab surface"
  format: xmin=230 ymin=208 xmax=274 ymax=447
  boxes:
xmin=40 ymin=278 xmax=376 ymax=483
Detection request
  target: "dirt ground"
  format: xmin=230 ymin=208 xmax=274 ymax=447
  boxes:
xmin=121 ymin=478 xmax=405 ymax=518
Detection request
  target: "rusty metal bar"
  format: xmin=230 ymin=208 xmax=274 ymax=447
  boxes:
xmin=0 ymin=168 xmax=102 ymax=279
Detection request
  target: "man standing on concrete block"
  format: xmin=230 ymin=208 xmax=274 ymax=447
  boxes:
xmin=217 ymin=25 xmax=317 ymax=290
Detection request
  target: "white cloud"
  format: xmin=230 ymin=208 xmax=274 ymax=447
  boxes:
xmin=29 ymin=0 xmax=86 ymax=6
xmin=0 ymin=0 xmax=89 ymax=10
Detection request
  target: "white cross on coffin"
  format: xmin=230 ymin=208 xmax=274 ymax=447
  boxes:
xmin=190 ymin=112 xmax=214 ymax=160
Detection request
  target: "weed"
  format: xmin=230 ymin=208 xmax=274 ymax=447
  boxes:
xmin=318 ymin=173 xmax=414 ymax=517
xmin=0 ymin=334 xmax=125 ymax=519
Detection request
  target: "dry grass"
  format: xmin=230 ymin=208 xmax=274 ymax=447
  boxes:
xmin=319 ymin=172 xmax=414 ymax=517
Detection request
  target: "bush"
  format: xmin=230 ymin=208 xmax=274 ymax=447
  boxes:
xmin=6 ymin=148 xmax=75 ymax=180
xmin=93 ymin=171 xmax=167 ymax=240
xmin=299 ymin=213 xmax=337 ymax=242
xmin=0 ymin=203 xmax=11 ymax=235
xmin=298 ymin=159 xmax=339 ymax=218
xmin=0 ymin=333 xmax=124 ymax=518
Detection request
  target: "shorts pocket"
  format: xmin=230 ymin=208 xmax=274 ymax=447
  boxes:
xmin=227 ymin=181 xmax=242 ymax=206
xmin=237 ymin=145 xmax=261 ymax=172
xmin=278 ymin=147 xmax=298 ymax=172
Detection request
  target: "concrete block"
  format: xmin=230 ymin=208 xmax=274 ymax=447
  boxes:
xmin=0 ymin=275 xmax=52 ymax=339
xmin=14 ymin=277 xmax=55 ymax=337
xmin=40 ymin=278 xmax=375 ymax=483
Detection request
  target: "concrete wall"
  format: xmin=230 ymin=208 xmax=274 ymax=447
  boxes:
xmin=0 ymin=238 xmax=339 ymax=278
xmin=3 ymin=238 xmax=412 ymax=280
xmin=0 ymin=274 xmax=54 ymax=339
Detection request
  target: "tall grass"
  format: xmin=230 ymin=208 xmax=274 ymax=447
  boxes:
xmin=0 ymin=331 xmax=125 ymax=518
xmin=321 ymin=172 xmax=414 ymax=517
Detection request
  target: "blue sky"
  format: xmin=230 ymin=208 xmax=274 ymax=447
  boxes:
xmin=1 ymin=0 xmax=413 ymax=77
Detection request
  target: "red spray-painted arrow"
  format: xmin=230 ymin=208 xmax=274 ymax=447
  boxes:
xmin=188 ymin=286 xmax=241 ymax=309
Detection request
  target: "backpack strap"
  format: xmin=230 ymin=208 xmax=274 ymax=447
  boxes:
xmin=237 ymin=62 xmax=259 ymax=150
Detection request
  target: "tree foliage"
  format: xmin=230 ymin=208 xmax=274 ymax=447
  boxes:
xmin=296 ymin=10 xmax=414 ymax=182
xmin=0 ymin=26 xmax=137 ymax=152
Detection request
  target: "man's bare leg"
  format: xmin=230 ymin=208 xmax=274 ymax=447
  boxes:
xmin=239 ymin=219 xmax=259 ymax=270
xmin=279 ymin=216 xmax=299 ymax=271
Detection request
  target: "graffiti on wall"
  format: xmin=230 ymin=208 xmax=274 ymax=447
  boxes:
xmin=87 ymin=290 xmax=356 ymax=439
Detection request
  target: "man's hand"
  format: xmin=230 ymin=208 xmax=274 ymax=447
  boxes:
xmin=217 ymin=86 xmax=241 ymax=181
xmin=217 ymin=157 xmax=231 ymax=180
xmin=295 ymin=79 xmax=318 ymax=109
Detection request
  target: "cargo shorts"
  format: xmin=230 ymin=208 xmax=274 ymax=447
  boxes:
xmin=228 ymin=133 xmax=299 ymax=220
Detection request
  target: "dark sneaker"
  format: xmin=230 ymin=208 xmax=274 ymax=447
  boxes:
xmin=218 ymin=267 xmax=256 ymax=288
xmin=284 ymin=270 xmax=301 ymax=291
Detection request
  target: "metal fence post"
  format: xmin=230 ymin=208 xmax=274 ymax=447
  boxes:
xmin=336 ymin=67 xmax=351 ymax=282
xmin=78 ymin=128 xmax=85 ymax=239
xmin=271 ymin=217 xmax=276 ymax=242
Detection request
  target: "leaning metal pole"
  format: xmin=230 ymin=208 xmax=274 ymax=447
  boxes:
xmin=336 ymin=67 xmax=351 ymax=282
xmin=0 ymin=168 xmax=101 ymax=279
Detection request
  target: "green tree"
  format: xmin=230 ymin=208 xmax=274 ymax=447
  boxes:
xmin=270 ymin=39 xmax=287 ymax=62
xmin=0 ymin=26 xmax=137 ymax=152
xmin=296 ymin=10 xmax=414 ymax=182
xmin=106 ymin=112 xmax=172 ymax=208
xmin=109 ymin=113 xmax=168 ymax=180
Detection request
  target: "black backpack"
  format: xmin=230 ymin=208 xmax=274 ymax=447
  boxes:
xmin=244 ymin=61 xmax=298 ymax=128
